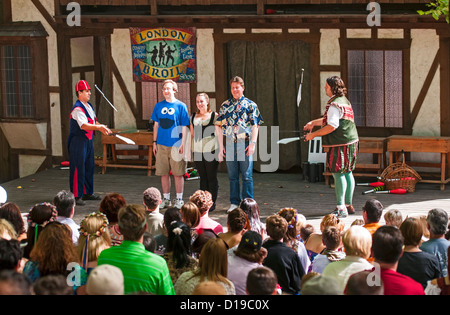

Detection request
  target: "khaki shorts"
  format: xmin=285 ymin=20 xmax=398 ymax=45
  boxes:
xmin=155 ymin=144 xmax=187 ymax=176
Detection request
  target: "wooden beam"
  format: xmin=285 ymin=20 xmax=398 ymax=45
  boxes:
xmin=2 ymin=0 xmax=12 ymax=23
xmin=56 ymin=31 xmax=72 ymax=160
xmin=257 ymin=0 xmax=265 ymax=15
xmin=72 ymin=65 xmax=95 ymax=74
xmin=53 ymin=0 xmax=60 ymax=17
xmin=309 ymin=28 xmax=321 ymax=119
xmin=411 ymin=49 xmax=440 ymax=126
xmin=440 ymin=37 xmax=450 ymax=136
xmin=111 ymin=57 xmax=138 ymax=117
xmin=96 ymin=35 xmax=114 ymax=129
xmin=150 ymin=0 xmax=158 ymax=16
xmin=31 ymin=0 xmax=57 ymax=32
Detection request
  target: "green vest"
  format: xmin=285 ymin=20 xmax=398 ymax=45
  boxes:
xmin=322 ymin=96 xmax=359 ymax=147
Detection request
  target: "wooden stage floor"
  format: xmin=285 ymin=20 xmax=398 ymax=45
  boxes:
xmin=1 ymin=166 xmax=450 ymax=231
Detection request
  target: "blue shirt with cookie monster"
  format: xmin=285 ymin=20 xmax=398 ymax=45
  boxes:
xmin=151 ymin=99 xmax=190 ymax=147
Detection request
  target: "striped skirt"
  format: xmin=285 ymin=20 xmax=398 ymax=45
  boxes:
xmin=326 ymin=141 xmax=359 ymax=173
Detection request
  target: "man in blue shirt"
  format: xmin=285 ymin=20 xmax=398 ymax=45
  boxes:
xmin=216 ymin=76 xmax=264 ymax=212
xmin=420 ymin=208 xmax=450 ymax=277
xmin=151 ymin=80 xmax=190 ymax=209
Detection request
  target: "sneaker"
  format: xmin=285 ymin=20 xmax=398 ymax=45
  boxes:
xmin=75 ymin=197 xmax=86 ymax=206
xmin=82 ymin=194 xmax=101 ymax=201
xmin=161 ymin=198 xmax=171 ymax=209
xmin=331 ymin=207 xmax=348 ymax=218
xmin=173 ymin=199 xmax=184 ymax=209
xmin=346 ymin=205 xmax=355 ymax=215
xmin=227 ymin=204 xmax=239 ymax=213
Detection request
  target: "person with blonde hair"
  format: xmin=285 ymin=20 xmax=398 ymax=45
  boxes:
xmin=77 ymin=212 xmax=111 ymax=274
xmin=322 ymin=225 xmax=373 ymax=293
xmin=0 ymin=202 xmax=26 ymax=241
xmin=0 ymin=219 xmax=17 ymax=240
xmin=384 ymin=209 xmax=403 ymax=228
xmin=174 ymin=237 xmax=235 ymax=295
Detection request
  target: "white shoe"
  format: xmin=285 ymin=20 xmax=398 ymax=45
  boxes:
xmin=161 ymin=198 xmax=171 ymax=209
xmin=227 ymin=204 xmax=239 ymax=213
xmin=173 ymin=199 xmax=184 ymax=209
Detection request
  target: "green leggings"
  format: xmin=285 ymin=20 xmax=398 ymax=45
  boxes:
xmin=332 ymin=172 xmax=355 ymax=206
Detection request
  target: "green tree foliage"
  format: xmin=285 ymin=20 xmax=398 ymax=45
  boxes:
xmin=418 ymin=0 xmax=449 ymax=23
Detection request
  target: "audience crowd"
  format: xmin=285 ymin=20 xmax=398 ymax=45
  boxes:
xmin=0 ymin=187 xmax=449 ymax=296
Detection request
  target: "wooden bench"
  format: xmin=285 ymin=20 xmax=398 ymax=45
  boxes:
xmin=323 ymin=137 xmax=387 ymax=185
xmin=99 ymin=130 xmax=154 ymax=176
xmin=386 ymin=135 xmax=450 ymax=190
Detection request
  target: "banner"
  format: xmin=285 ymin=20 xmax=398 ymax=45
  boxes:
xmin=130 ymin=27 xmax=196 ymax=83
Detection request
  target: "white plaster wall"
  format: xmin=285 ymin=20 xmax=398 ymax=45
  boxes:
xmin=320 ymin=29 xmax=340 ymax=66
xmin=347 ymin=29 xmax=371 ymax=38
xmin=410 ymin=29 xmax=440 ymax=137
xmin=71 ymin=37 xmax=94 ymax=67
xmin=378 ymin=29 xmax=404 ymax=39
xmin=111 ymin=29 xmax=136 ymax=129
xmin=0 ymin=123 xmax=46 ymax=150
xmin=18 ymin=155 xmax=46 ymax=178
xmin=196 ymin=29 xmax=215 ymax=93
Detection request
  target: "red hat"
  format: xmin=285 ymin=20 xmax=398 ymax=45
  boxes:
xmin=75 ymin=80 xmax=91 ymax=92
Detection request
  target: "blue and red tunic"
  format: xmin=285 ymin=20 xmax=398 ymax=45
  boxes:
xmin=67 ymin=100 xmax=98 ymax=198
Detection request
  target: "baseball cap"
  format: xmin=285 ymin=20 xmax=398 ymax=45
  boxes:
xmin=86 ymin=264 xmax=124 ymax=295
xmin=75 ymin=80 xmax=91 ymax=92
xmin=237 ymin=230 xmax=262 ymax=253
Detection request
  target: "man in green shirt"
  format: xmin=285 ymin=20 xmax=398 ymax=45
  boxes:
xmin=97 ymin=204 xmax=175 ymax=295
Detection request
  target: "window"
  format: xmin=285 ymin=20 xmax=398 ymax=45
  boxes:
xmin=347 ymin=50 xmax=403 ymax=128
xmin=0 ymin=22 xmax=48 ymax=121
xmin=341 ymin=38 xmax=411 ymax=136
xmin=0 ymin=45 xmax=34 ymax=118
xmin=141 ymin=81 xmax=191 ymax=121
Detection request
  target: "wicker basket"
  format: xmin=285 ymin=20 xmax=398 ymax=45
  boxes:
xmin=379 ymin=151 xmax=422 ymax=192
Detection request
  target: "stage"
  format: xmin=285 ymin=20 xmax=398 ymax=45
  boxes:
xmin=1 ymin=166 xmax=450 ymax=231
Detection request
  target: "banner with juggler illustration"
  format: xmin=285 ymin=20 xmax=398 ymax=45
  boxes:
xmin=130 ymin=27 xmax=196 ymax=83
